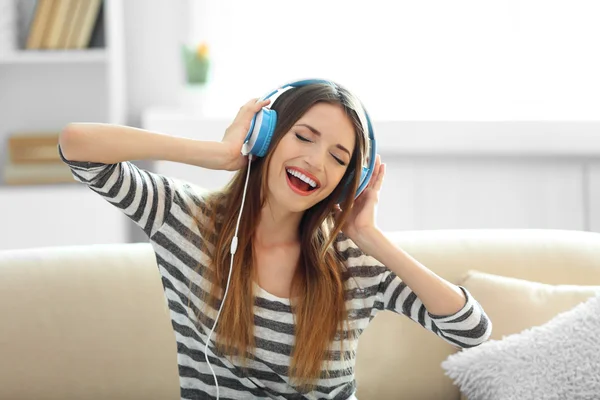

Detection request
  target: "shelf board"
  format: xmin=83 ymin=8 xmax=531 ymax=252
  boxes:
xmin=0 ymin=49 xmax=108 ymax=65
xmin=0 ymin=182 xmax=83 ymax=192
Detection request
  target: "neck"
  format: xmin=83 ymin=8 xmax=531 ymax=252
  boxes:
xmin=255 ymin=199 xmax=303 ymax=247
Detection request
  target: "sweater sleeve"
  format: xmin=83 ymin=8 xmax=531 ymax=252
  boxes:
xmin=337 ymin=233 xmax=492 ymax=349
xmin=375 ymin=267 xmax=492 ymax=348
xmin=58 ymin=144 xmax=177 ymax=238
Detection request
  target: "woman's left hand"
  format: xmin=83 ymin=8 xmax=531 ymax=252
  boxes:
xmin=336 ymin=154 xmax=386 ymax=244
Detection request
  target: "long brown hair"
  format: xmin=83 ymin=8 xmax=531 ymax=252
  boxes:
xmin=187 ymin=82 xmax=368 ymax=392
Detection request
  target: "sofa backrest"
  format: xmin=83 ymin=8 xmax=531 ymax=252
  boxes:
xmin=0 ymin=243 xmax=181 ymax=400
xmin=1 ymin=229 xmax=599 ymax=400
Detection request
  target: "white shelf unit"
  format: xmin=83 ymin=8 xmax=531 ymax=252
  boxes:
xmin=0 ymin=184 xmax=128 ymax=250
xmin=0 ymin=0 xmax=130 ymax=250
xmin=0 ymin=47 xmax=108 ymax=64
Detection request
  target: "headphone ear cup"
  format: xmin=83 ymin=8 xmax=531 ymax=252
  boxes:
xmin=356 ymin=166 xmax=369 ymax=197
xmin=243 ymin=108 xmax=278 ymax=157
xmin=336 ymin=166 xmax=369 ymax=204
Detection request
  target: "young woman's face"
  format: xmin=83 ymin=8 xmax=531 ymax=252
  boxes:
xmin=266 ymin=102 xmax=356 ymax=212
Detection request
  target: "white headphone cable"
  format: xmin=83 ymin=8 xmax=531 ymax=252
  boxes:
xmin=204 ymin=154 xmax=253 ymax=400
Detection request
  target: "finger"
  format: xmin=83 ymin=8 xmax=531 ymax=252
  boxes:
xmin=239 ymin=98 xmax=266 ymax=114
xmin=367 ymin=155 xmax=382 ymax=190
xmin=234 ymin=99 xmax=271 ymax=126
xmin=240 ymin=98 xmax=258 ymax=110
xmin=372 ymin=155 xmax=382 ymax=184
xmin=234 ymin=100 xmax=255 ymax=120
xmin=373 ymin=163 xmax=385 ymax=191
xmin=253 ymin=98 xmax=271 ymax=110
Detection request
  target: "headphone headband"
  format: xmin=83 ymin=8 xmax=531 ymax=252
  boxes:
xmin=259 ymin=79 xmax=335 ymax=102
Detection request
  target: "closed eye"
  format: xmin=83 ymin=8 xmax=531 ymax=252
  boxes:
xmin=295 ymin=132 xmax=347 ymax=166
xmin=332 ymin=155 xmax=346 ymax=166
xmin=295 ymin=133 xmax=311 ymax=142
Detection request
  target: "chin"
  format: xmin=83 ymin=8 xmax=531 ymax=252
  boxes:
xmin=283 ymin=194 xmax=315 ymax=212
xmin=293 ymin=195 xmax=331 ymax=214
xmin=274 ymin=191 xmax=319 ymax=214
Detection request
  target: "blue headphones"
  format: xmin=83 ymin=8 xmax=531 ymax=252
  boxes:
xmin=241 ymin=79 xmax=377 ymax=202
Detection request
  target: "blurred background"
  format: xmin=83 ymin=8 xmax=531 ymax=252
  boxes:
xmin=0 ymin=0 xmax=599 ymax=249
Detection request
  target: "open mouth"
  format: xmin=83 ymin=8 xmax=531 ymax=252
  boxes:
xmin=286 ymin=168 xmax=319 ymax=196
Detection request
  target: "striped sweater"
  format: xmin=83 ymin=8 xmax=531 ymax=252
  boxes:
xmin=58 ymin=145 xmax=492 ymax=399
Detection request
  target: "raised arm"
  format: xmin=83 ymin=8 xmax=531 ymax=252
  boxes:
xmin=58 ymin=123 xmax=230 ymax=170
xmin=58 ymin=97 xmax=271 ymax=171
xmin=57 ymin=98 xmax=271 ymax=238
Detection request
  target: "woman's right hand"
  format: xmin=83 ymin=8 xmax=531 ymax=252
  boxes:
xmin=220 ymin=98 xmax=271 ymax=171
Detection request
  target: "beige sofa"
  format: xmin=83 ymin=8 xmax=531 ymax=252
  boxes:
xmin=1 ymin=229 xmax=600 ymax=400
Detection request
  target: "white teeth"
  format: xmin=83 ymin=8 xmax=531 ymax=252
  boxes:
xmin=286 ymin=168 xmax=318 ymax=188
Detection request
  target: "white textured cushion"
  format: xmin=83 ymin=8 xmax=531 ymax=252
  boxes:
xmin=442 ymin=293 xmax=600 ymax=400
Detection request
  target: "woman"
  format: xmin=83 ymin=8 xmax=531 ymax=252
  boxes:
xmin=57 ymin=80 xmax=491 ymax=399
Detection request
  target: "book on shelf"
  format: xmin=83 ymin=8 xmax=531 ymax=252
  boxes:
xmin=8 ymin=131 xmax=62 ymax=164
xmin=3 ymin=131 xmax=75 ymax=185
xmin=21 ymin=0 xmax=104 ymax=51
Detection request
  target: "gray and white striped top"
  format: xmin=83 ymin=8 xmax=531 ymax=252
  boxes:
xmin=58 ymin=145 xmax=492 ymax=399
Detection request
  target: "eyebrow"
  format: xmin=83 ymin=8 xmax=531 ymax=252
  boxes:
xmin=294 ymin=124 xmax=351 ymax=157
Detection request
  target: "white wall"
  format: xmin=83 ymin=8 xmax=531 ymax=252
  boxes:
xmin=122 ymin=0 xmax=188 ymax=128
xmin=121 ymin=1 xmax=600 ymax=242
xmin=121 ymin=1 xmax=600 ymax=124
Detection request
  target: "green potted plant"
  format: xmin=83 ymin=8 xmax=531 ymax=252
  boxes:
xmin=182 ymin=41 xmax=210 ymax=85
xmin=180 ymin=41 xmax=211 ymax=114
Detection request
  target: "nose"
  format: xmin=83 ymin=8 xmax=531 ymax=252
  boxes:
xmin=304 ymin=146 xmax=326 ymax=172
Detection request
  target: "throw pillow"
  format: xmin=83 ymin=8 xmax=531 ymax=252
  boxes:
xmin=442 ymin=294 xmax=600 ymax=400
xmin=458 ymin=270 xmax=600 ymax=340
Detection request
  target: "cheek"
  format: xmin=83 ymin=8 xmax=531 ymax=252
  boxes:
xmin=269 ymin=141 xmax=290 ymax=167
xmin=325 ymin=169 xmax=348 ymax=194
xmin=266 ymin=161 xmax=280 ymax=186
